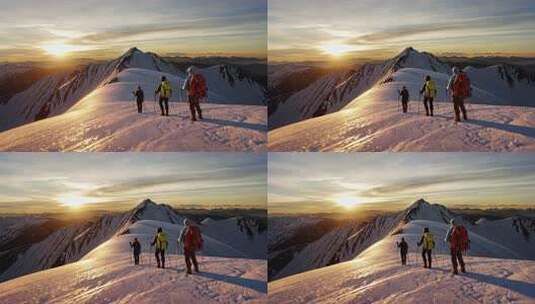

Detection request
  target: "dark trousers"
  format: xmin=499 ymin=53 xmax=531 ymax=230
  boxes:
xmin=188 ymin=95 xmax=203 ymax=120
xmin=155 ymin=248 xmax=165 ymax=268
xmin=133 ymin=254 xmax=140 ymax=265
xmin=159 ymin=97 xmax=169 ymax=116
xmin=422 ymin=249 xmax=432 ymax=268
xmin=453 ymin=96 xmax=468 ymax=121
xmin=450 ymin=248 xmax=465 ymax=273
xmin=136 ymin=100 xmax=143 ymax=113
xmin=400 ymin=252 xmax=407 ymax=265
xmin=423 ymin=97 xmax=434 ymax=116
xmin=402 ymin=100 xmax=408 ymax=113
xmin=184 ymin=248 xmax=199 ymax=273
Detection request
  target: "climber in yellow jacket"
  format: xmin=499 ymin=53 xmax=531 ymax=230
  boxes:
xmin=151 ymin=227 xmax=168 ymax=268
xmin=417 ymin=227 xmax=435 ymax=268
xmin=155 ymin=76 xmax=172 ymax=116
xmin=419 ymin=75 xmax=437 ymax=116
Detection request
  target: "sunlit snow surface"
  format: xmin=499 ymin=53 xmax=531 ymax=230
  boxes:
xmin=269 ymin=68 xmax=535 ymax=152
xmin=269 ymin=220 xmax=535 ymax=304
xmin=0 ymin=68 xmax=266 ymax=152
xmin=0 ymin=220 xmax=267 ymax=304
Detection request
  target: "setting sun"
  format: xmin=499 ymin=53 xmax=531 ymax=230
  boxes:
xmin=41 ymin=43 xmax=79 ymax=57
xmin=336 ymin=197 xmax=360 ymax=209
xmin=58 ymin=195 xmax=92 ymax=208
xmin=320 ymin=43 xmax=353 ymax=57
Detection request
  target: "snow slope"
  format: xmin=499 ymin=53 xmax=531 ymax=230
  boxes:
xmin=0 ymin=67 xmax=266 ymax=151
xmin=201 ymin=217 xmax=267 ymax=260
xmin=269 ymin=67 xmax=535 ymax=152
xmin=269 ymin=219 xmax=535 ymax=304
xmin=0 ymin=218 xmax=267 ymax=304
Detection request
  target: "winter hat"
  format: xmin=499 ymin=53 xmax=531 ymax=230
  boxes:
xmin=187 ymin=66 xmax=198 ymax=75
xmin=184 ymin=218 xmax=191 ymax=226
xmin=452 ymin=67 xmax=459 ymax=74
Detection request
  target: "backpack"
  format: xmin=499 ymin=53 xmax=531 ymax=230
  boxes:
xmin=423 ymin=232 xmax=435 ymax=250
xmin=161 ymin=81 xmax=171 ymax=98
xmin=425 ymin=80 xmax=437 ymax=98
xmin=184 ymin=226 xmax=203 ymax=251
xmin=452 ymin=72 xmax=471 ymax=98
xmin=156 ymin=232 xmax=168 ymax=250
xmin=451 ymin=225 xmax=469 ymax=251
xmin=190 ymin=74 xmax=207 ymax=98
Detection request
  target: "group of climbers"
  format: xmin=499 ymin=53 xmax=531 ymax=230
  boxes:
xmin=131 ymin=66 xmax=207 ymax=121
xmin=397 ymin=219 xmax=470 ymax=275
xmin=128 ymin=218 xmax=204 ymax=275
xmin=398 ymin=67 xmax=472 ymax=122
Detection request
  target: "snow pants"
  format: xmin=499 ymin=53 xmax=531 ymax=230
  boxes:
xmin=401 ymin=100 xmax=408 ymax=113
xmin=453 ymin=96 xmax=468 ymax=121
xmin=422 ymin=249 xmax=432 ymax=268
xmin=450 ymin=248 xmax=465 ymax=273
xmin=159 ymin=96 xmax=169 ymax=116
xmin=136 ymin=100 xmax=143 ymax=113
xmin=400 ymin=251 xmax=407 ymax=265
xmin=188 ymin=95 xmax=203 ymax=120
xmin=155 ymin=248 xmax=165 ymax=268
xmin=423 ymin=97 xmax=434 ymax=116
xmin=133 ymin=253 xmax=140 ymax=265
xmin=184 ymin=248 xmax=199 ymax=273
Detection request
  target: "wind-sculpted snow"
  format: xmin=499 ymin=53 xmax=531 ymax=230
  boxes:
xmin=0 ymin=219 xmax=267 ymax=304
xmin=269 ymin=68 xmax=535 ymax=152
xmin=269 ymin=220 xmax=535 ymax=304
xmin=0 ymin=68 xmax=267 ymax=152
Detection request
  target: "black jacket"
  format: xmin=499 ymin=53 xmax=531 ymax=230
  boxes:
xmin=399 ymin=89 xmax=409 ymax=102
xmin=397 ymin=240 xmax=408 ymax=254
xmin=130 ymin=240 xmax=141 ymax=255
xmin=134 ymin=89 xmax=144 ymax=102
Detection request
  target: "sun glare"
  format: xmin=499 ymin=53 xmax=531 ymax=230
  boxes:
xmin=41 ymin=43 xmax=78 ymax=57
xmin=336 ymin=197 xmax=360 ymax=209
xmin=58 ymin=195 xmax=91 ymax=208
xmin=321 ymin=43 xmax=353 ymax=57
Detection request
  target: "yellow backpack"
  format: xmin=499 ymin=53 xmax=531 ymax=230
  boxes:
xmin=425 ymin=80 xmax=437 ymax=98
xmin=161 ymin=80 xmax=171 ymax=98
xmin=156 ymin=232 xmax=168 ymax=250
xmin=423 ymin=232 xmax=435 ymax=250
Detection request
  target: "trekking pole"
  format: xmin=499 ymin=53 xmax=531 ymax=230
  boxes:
xmin=418 ymin=94 xmax=421 ymax=114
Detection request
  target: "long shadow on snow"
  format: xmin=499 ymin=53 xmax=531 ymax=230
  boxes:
xmin=197 ymin=271 xmax=267 ymax=294
xmin=431 ymin=267 xmax=535 ymax=298
xmin=466 ymin=119 xmax=535 ymax=139
xmin=463 ymin=272 xmax=535 ymax=298
xmin=203 ymin=118 xmax=266 ymax=132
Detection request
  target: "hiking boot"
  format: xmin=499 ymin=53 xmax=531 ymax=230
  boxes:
xmin=191 ymin=117 xmax=197 ymax=121
xmin=461 ymin=267 xmax=466 ymax=273
xmin=453 ymin=269 xmax=458 ymax=275
xmin=187 ymin=269 xmax=193 ymax=274
xmin=195 ymin=267 xmax=200 ymax=273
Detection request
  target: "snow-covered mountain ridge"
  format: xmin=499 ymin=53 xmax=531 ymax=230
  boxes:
xmin=269 ymin=47 xmax=535 ymax=131
xmin=272 ymin=199 xmax=535 ymax=280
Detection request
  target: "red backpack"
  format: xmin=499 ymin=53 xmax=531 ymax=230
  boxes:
xmin=451 ymin=225 xmax=469 ymax=251
xmin=452 ymin=72 xmax=471 ymax=98
xmin=190 ymin=74 xmax=207 ymax=98
xmin=184 ymin=226 xmax=203 ymax=251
